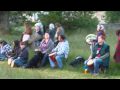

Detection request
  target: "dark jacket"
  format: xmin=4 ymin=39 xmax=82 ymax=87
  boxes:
xmin=18 ymin=47 xmax=29 ymax=62
xmin=92 ymin=43 xmax=110 ymax=68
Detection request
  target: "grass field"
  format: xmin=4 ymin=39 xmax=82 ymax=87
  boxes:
xmin=0 ymin=28 xmax=119 ymax=79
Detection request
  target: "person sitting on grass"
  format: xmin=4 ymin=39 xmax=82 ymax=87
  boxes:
xmin=113 ymin=29 xmax=120 ymax=63
xmin=0 ymin=40 xmax=12 ymax=61
xmin=7 ymin=40 xmax=21 ymax=65
xmin=49 ymin=35 xmax=69 ymax=69
xmin=11 ymin=42 xmax=29 ymax=68
xmin=84 ymin=34 xmax=110 ymax=75
xmin=23 ymin=32 xmax=54 ymax=68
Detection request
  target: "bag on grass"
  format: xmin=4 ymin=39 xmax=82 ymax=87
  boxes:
xmin=69 ymin=56 xmax=84 ymax=67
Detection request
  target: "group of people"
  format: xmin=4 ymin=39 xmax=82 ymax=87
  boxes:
xmin=0 ymin=21 xmax=69 ymax=69
xmin=0 ymin=21 xmax=120 ymax=76
xmin=85 ymin=24 xmax=120 ymax=75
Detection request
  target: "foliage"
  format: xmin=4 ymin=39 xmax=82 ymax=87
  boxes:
xmin=105 ymin=11 xmax=120 ymax=23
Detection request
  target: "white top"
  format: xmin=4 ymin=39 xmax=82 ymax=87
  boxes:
xmin=22 ymin=34 xmax=31 ymax=42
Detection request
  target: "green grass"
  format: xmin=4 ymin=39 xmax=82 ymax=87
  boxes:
xmin=0 ymin=28 xmax=119 ymax=79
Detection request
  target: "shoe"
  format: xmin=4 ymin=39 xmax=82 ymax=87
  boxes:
xmin=84 ymin=69 xmax=89 ymax=74
xmin=11 ymin=61 xmax=15 ymax=68
xmin=8 ymin=58 xmax=13 ymax=65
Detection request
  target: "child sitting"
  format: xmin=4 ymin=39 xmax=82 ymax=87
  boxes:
xmin=11 ymin=42 xmax=29 ymax=68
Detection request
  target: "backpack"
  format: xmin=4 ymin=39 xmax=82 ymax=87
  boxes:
xmin=69 ymin=56 xmax=85 ymax=67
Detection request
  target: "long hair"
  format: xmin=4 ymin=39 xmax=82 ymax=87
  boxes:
xmin=96 ymin=30 xmax=106 ymax=38
xmin=24 ymin=22 xmax=32 ymax=35
xmin=13 ymin=40 xmax=20 ymax=49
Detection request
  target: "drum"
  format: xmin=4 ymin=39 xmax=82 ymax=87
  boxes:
xmin=50 ymin=55 xmax=57 ymax=65
xmin=87 ymin=59 xmax=94 ymax=69
xmin=87 ymin=59 xmax=94 ymax=66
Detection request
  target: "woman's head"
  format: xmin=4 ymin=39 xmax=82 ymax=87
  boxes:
xmin=44 ymin=32 xmax=50 ymax=39
xmin=58 ymin=35 xmax=66 ymax=42
xmin=34 ymin=23 xmax=42 ymax=32
xmin=98 ymin=35 xmax=106 ymax=44
xmin=13 ymin=40 xmax=20 ymax=47
xmin=2 ymin=40 xmax=7 ymax=46
xmin=20 ymin=42 xmax=26 ymax=49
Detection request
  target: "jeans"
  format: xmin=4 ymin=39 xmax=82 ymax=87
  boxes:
xmin=27 ymin=53 xmax=42 ymax=67
xmin=40 ymin=54 xmax=49 ymax=67
xmin=14 ymin=58 xmax=27 ymax=67
xmin=49 ymin=54 xmax=64 ymax=69
xmin=84 ymin=58 xmax=103 ymax=74
xmin=0 ymin=54 xmax=7 ymax=61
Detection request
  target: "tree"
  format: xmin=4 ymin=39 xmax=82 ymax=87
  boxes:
xmin=39 ymin=11 xmax=98 ymax=30
xmin=0 ymin=11 xmax=98 ymax=33
xmin=0 ymin=11 xmax=35 ymax=33
xmin=0 ymin=11 xmax=9 ymax=33
xmin=106 ymin=11 xmax=120 ymax=23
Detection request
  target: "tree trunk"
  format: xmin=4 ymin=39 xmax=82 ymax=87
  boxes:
xmin=0 ymin=11 xmax=9 ymax=34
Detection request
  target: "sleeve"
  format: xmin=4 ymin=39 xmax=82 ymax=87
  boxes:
xmin=100 ymin=45 xmax=110 ymax=60
xmin=56 ymin=43 xmax=66 ymax=55
xmin=20 ymin=48 xmax=28 ymax=60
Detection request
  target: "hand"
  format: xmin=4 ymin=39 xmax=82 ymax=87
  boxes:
xmin=95 ymin=57 xmax=99 ymax=59
xmin=49 ymin=52 xmax=56 ymax=56
xmin=34 ymin=48 xmax=40 ymax=51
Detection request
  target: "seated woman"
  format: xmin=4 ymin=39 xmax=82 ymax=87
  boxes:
xmin=0 ymin=40 xmax=12 ymax=61
xmin=87 ymin=24 xmax=106 ymax=60
xmin=11 ymin=42 xmax=29 ymax=68
xmin=8 ymin=40 xmax=21 ymax=65
xmin=49 ymin=35 xmax=69 ymax=69
xmin=114 ymin=29 xmax=120 ymax=63
xmin=23 ymin=32 xmax=54 ymax=68
xmin=84 ymin=35 xmax=110 ymax=75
